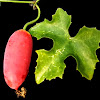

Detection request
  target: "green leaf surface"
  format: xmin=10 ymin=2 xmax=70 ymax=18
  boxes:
xmin=29 ymin=8 xmax=100 ymax=84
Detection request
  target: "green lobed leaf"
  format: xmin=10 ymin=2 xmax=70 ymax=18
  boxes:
xmin=29 ymin=8 xmax=100 ymax=84
xmin=72 ymin=26 xmax=100 ymax=79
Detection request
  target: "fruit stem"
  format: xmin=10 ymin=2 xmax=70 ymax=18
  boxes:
xmin=0 ymin=0 xmax=41 ymax=30
xmin=23 ymin=4 xmax=40 ymax=30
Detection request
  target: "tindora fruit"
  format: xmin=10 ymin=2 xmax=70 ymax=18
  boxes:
xmin=3 ymin=29 xmax=33 ymax=90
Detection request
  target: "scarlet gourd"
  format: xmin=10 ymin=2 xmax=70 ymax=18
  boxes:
xmin=3 ymin=29 xmax=33 ymax=90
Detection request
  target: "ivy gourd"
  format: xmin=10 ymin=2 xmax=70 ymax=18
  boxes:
xmin=29 ymin=8 xmax=100 ymax=84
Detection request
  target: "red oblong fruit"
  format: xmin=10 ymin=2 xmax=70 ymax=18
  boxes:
xmin=3 ymin=29 xmax=33 ymax=90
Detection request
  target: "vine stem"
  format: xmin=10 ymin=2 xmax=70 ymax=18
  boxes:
xmin=0 ymin=0 xmax=35 ymax=4
xmin=23 ymin=4 xmax=40 ymax=30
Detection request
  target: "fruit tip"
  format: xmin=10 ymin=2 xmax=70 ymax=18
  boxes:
xmin=15 ymin=87 xmax=27 ymax=98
